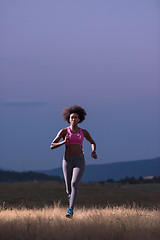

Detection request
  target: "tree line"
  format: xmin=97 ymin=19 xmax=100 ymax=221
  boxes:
xmin=0 ymin=169 xmax=63 ymax=183
xmin=100 ymin=176 xmax=160 ymax=184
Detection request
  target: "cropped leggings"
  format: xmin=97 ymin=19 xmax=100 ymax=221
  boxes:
xmin=62 ymin=154 xmax=85 ymax=209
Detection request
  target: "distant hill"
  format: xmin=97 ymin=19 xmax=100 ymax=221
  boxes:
xmin=38 ymin=157 xmax=160 ymax=182
xmin=0 ymin=170 xmax=63 ymax=183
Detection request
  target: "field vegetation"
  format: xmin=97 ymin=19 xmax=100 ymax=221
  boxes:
xmin=0 ymin=182 xmax=160 ymax=240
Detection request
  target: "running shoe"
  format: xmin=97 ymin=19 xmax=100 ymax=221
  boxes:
xmin=66 ymin=208 xmax=73 ymax=218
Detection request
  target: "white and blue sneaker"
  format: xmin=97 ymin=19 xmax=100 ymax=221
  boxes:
xmin=66 ymin=208 xmax=73 ymax=218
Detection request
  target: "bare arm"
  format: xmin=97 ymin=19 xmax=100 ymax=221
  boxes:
xmin=83 ymin=129 xmax=97 ymax=159
xmin=50 ymin=129 xmax=69 ymax=149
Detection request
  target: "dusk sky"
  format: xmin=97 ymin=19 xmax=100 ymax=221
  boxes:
xmin=0 ymin=0 xmax=160 ymax=171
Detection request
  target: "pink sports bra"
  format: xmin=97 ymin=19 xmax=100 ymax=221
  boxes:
xmin=65 ymin=127 xmax=84 ymax=146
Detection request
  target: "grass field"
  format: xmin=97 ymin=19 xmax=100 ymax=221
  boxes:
xmin=122 ymin=183 xmax=160 ymax=193
xmin=0 ymin=205 xmax=160 ymax=240
xmin=0 ymin=182 xmax=160 ymax=240
xmin=0 ymin=182 xmax=160 ymax=209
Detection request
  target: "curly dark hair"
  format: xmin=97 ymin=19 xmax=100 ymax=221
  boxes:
xmin=62 ymin=105 xmax=87 ymax=123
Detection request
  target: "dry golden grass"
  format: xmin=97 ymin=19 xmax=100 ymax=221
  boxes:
xmin=0 ymin=204 xmax=159 ymax=240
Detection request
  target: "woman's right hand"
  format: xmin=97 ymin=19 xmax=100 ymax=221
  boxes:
xmin=64 ymin=133 xmax=70 ymax=143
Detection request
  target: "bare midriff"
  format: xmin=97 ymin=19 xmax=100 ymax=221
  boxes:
xmin=65 ymin=144 xmax=83 ymax=157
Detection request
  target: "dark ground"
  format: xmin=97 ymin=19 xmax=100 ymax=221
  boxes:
xmin=0 ymin=182 xmax=160 ymax=209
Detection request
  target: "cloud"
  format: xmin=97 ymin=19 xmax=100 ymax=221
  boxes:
xmin=1 ymin=100 xmax=50 ymax=107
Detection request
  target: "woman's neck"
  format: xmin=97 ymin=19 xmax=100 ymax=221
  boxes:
xmin=69 ymin=125 xmax=80 ymax=132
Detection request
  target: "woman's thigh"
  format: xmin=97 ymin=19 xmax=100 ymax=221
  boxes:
xmin=72 ymin=156 xmax=85 ymax=183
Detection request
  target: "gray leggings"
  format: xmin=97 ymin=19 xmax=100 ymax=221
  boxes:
xmin=62 ymin=154 xmax=85 ymax=209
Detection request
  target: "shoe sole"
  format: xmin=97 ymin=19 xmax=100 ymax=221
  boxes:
xmin=66 ymin=213 xmax=73 ymax=219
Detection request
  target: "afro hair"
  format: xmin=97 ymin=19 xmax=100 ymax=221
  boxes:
xmin=62 ymin=105 xmax=87 ymax=123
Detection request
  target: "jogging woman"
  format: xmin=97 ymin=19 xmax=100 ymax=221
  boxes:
xmin=50 ymin=105 xmax=97 ymax=218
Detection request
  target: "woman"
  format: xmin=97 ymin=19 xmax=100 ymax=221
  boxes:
xmin=50 ymin=105 xmax=97 ymax=218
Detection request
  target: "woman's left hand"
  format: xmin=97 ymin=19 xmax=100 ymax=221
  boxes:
xmin=91 ymin=151 xmax=97 ymax=159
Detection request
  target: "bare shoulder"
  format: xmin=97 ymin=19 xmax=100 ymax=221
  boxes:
xmin=81 ymin=128 xmax=90 ymax=137
xmin=57 ymin=128 xmax=67 ymax=137
xmin=82 ymin=128 xmax=95 ymax=143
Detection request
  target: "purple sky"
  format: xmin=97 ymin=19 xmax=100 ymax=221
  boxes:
xmin=0 ymin=0 xmax=160 ymax=171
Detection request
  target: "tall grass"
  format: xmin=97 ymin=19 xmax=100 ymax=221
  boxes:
xmin=0 ymin=204 xmax=159 ymax=240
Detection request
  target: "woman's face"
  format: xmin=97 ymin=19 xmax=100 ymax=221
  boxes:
xmin=69 ymin=113 xmax=80 ymax=126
